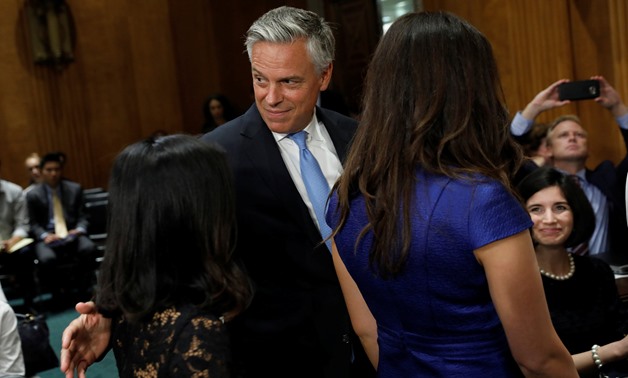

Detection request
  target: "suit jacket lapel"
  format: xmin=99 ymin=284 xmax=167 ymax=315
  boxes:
xmin=316 ymin=107 xmax=353 ymax=162
xmin=240 ymin=106 xmax=328 ymax=244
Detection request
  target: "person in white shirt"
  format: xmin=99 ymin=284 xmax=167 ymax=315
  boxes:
xmin=0 ymin=282 xmax=25 ymax=378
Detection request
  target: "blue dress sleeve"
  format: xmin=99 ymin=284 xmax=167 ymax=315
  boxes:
xmin=468 ymin=181 xmax=533 ymax=250
xmin=326 ymin=191 xmax=340 ymax=229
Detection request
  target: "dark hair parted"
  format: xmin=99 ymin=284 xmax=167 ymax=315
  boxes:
xmin=96 ymin=134 xmax=251 ymax=323
xmin=516 ymin=167 xmax=595 ymax=248
xmin=331 ymin=11 xmax=523 ymax=277
xmin=40 ymin=151 xmax=66 ymax=168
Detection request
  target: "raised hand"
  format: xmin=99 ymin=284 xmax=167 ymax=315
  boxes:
xmin=521 ymin=79 xmax=572 ymax=120
xmin=592 ymin=75 xmax=628 ymax=117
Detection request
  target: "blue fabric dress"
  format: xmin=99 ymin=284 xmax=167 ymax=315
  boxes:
xmin=326 ymin=169 xmax=532 ymax=377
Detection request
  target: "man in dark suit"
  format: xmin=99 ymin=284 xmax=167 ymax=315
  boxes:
xmin=200 ymin=7 xmax=373 ymax=378
xmin=26 ymin=152 xmax=95 ymax=301
xmin=59 ymin=7 xmax=374 ymax=378
xmin=511 ymin=75 xmax=628 ymax=254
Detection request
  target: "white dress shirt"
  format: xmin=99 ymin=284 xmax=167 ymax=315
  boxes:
xmin=0 ymin=283 xmax=25 ymax=377
xmin=274 ymin=112 xmax=343 ymax=233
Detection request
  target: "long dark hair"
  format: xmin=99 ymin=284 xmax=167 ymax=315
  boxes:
xmin=516 ymin=167 xmax=595 ymax=248
xmin=96 ymin=134 xmax=251 ymax=322
xmin=332 ymin=11 xmax=522 ymax=277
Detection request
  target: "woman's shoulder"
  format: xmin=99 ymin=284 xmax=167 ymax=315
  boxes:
xmin=579 ymin=255 xmax=616 ymax=277
xmin=419 ymin=169 xmax=505 ymax=190
xmin=118 ymin=304 xmax=225 ymax=335
xmin=164 ymin=303 xmax=225 ymax=327
xmin=177 ymin=305 xmax=226 ymax=333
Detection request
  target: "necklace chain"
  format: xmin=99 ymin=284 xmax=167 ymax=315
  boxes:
xmin=539 ymin=253 xmax=575 ymax=281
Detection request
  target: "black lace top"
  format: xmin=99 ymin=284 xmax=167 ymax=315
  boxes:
xmin=542 ymin=255 xmax=628 ymax=354
xmin=112 ymin=303 xmax=230 ymax=377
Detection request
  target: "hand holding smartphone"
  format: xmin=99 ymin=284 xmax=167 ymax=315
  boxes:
xmin=558 ymin=80 xmax=600 ymax=101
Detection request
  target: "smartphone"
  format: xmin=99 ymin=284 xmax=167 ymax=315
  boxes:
xmin=558 ymin=80 xmax=600 ymax=101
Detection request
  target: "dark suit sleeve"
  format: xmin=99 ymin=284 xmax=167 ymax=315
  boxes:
xmin=616 ymin=128 xmax=628 ymax=179
xmin=26 ymin=189 xmax=48 ymax=240
xmin=75 ymin=190 xmax=89 ymax=232
xmin=66 ymin=183 xmax=89 ymax=232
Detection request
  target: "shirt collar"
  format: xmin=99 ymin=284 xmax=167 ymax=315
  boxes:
xmin=556 ymin=168 xmax=587 ymax=183
xmin=44 ymin=184 xmax=61 ymax=196
xmin=571 ymin=169 xmax=587 ymax=182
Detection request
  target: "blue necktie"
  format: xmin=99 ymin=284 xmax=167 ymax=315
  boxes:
xmin=290 ymin=131 xmax=333 ymax=251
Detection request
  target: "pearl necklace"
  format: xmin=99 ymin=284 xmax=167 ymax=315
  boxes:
xmin=539 ymin=253 xmax=575 ymax=281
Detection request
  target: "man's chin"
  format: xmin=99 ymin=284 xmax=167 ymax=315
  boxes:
xmin=557 ymin=154 xmax=587 ymax=163
xmin=261 ymin=116 xmax=293 ymax=134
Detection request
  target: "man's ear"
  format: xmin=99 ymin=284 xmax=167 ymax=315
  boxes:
xmin=320 ymin=63 xmax=333 ymax=91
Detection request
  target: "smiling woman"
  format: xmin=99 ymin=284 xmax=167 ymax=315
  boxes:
xmin=517 ymin=166 xmax=628 ymax=376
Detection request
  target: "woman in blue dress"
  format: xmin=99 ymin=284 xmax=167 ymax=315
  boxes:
xmin=326 ymin=11 xmax=577 ymax=377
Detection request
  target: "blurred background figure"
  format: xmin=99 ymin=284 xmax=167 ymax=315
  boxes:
xmin=0 ymin=281 xmax=26 ymax=377
xmin=202 ymin=93 xmax=238 ymax=133
xmin=26 ymin=152 xmax=96 ymax=307
xmin=23 ymin=153 xmax=41 ymax=194
xmin=0 ymin=158 xmax=35 ymax=310
xmin=515 ymin=122 xmax=552 ymax=168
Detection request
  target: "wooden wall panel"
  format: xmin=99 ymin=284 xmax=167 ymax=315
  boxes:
xmin=422 ymin=0 xmax=627 ymax=168
xmin=566 ymin=0 xmax=619 ymax=168
xmin=1 ymin=0 xmax=626 ymax=191
xmin=170 ymin=0 xmax=309 ymax=135
xmin=0 ymin=0 xmax=46 ymax=188
xmin=1 ymin=0 xmax=187 ymax=190
xmin=324 ymin=0 xmax=381 ymax=115
xmin=608 ymin=0 xmax=628 ymax=93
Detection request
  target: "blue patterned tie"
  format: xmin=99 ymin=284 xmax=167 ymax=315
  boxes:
xmin=290 ymin=131 xmax=333 ymax=251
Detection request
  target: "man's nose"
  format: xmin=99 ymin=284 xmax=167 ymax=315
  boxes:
xmin=265 ymin=84 xmax=282 ymax=106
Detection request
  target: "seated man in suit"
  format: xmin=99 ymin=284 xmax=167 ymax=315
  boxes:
xmin=26 ymin=152 xmax=96 ymax=302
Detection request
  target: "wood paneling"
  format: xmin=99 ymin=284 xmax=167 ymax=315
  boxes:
xmin=423 ymin=0 xmax=628 ymax=168
xmin=1 ymin=0 xmax=626 ymax=191
xmin=324 ymin=0 xmax=381 ymax=115
xmin=0 ymin=0 xmax=307 ymax=189
xmin=0 ymin=0 xmax=184 ymax=189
